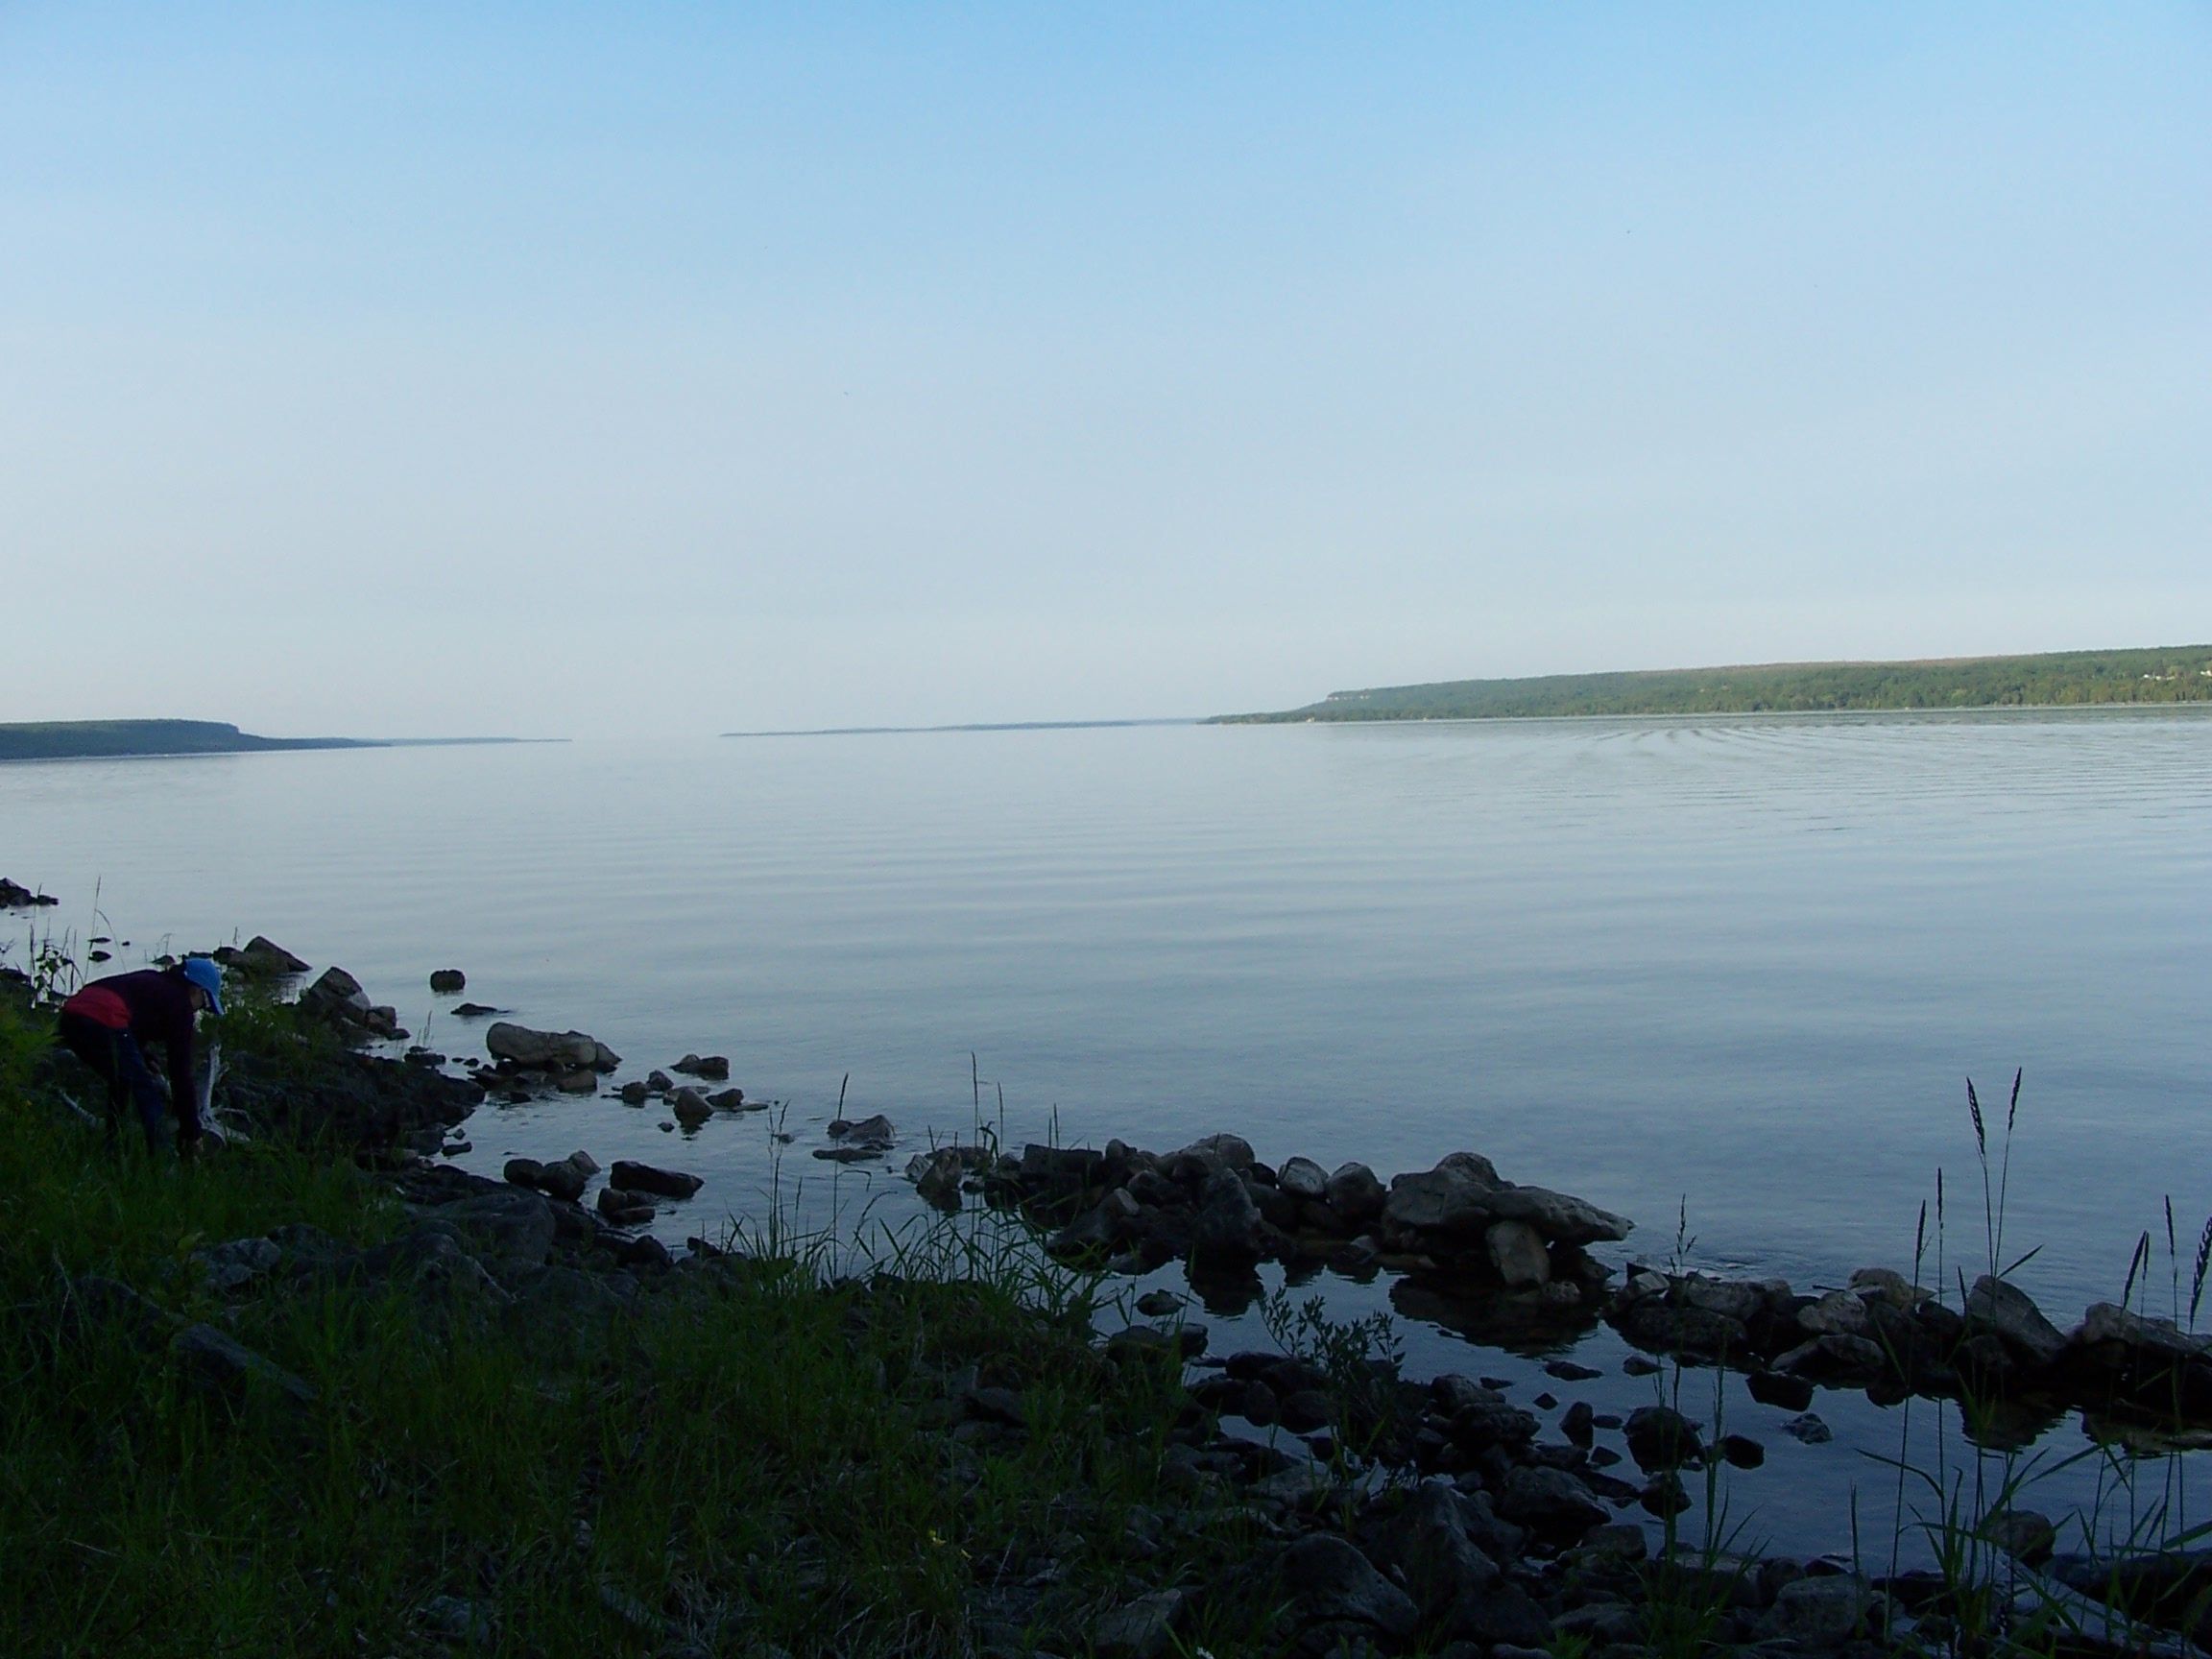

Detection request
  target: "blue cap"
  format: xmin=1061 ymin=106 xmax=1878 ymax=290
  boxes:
xmin=180 ymin=956 xmax=225 ymax=1014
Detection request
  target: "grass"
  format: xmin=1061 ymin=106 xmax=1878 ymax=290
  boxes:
xmin=0 ymin=991 xmax=1266 ymax=1658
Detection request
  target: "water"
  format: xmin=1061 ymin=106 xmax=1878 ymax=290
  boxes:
xmin=8 ymin=707 xmax=2212 ymax=1554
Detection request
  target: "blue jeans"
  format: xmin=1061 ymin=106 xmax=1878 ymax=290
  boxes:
xmin=57 ymin=1013 xmax=173 ymax=1153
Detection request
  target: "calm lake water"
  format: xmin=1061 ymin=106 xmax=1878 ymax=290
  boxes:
xmin=8 ymin=708 xmax=2211 ymax=1553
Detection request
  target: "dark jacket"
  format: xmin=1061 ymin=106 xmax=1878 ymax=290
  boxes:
xmin=61 ymin=969 xmax=200 ymax=1111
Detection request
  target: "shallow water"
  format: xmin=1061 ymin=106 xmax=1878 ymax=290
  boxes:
xmin=7 ymin=707 xmax=2211 ymax=1555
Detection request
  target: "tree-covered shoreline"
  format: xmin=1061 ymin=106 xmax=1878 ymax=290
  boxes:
xmin=1214 ymin=645 xmax=2212 ymax=724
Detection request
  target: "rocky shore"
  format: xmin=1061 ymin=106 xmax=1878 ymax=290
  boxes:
xmin=13 ymin=926 xmax=2212 ymax=1658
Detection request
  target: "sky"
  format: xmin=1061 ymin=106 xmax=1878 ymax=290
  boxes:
xmin=2 ymin=4 xmax=2207 ymax=737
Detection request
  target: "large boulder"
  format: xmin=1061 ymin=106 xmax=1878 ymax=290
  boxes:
xmin=298 ymin=966 xmax=372 ymax=1026
xmin=486 ymin=1022 xmax=616 ymax=1072
xmin=1965 ymin=1275 xmax=2067 ymax=1368
xmin=1325 ymin=1161 xmax=1387 ymax=1224
xmin=609 ymin=1161 xmax=703 ymax=1199
xmin=1189 ymin=1169 xmax=1267 ymax=1267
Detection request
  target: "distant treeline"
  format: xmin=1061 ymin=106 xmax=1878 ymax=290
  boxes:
xmin=0 ymin=720 xmax=374 ymax=761
xmin=1213 ymin=645 xmax=2212 ymax=724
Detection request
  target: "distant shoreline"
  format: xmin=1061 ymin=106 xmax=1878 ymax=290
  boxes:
xmin=723 ymin=717 xmax=1197 ymax=737
xmin=1213 ymin=644 xmax=2212 ymax=725
xmin=0 ymin=719 xmax=552 ymax=763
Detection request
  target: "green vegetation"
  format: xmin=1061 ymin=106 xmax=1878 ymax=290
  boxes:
xmin=0 ymin=988 xmax=1254 ymax=1658
xmin=0 ymin=719 xmax=375 ymax=761
xmin=1213 ymin=644 xmax=2212 ymax=723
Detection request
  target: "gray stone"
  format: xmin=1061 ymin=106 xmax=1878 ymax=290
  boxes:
xmin=1676 ymin=1273 xmax=1789 ymax=1322
xmin=1623 ymin=1405 xmax=1703 ymax=1473
xmin=1094 ymin=1589 xmax=1187 ymax=1659
xmin=1780 ymin=1411 xmax=1833 ymax=1444
xmin=485 ymin=1022 xmax=606 ymax=1070
xmin=1850 ymin=1265 xmax=1929 ymax=1308
xmin=1365 ymin=1481 xmax=1551 ymax=1646
xmin=597 ymin=1188 xmax=656 ymax=1225
xmin=672 ymin=1053 xmax=730 ymax=1080
xmin=827 ymin=1114 xmax=895 ymax=1149
xmin=1496 ymin=1465 xmax=1607 ymax=1542
xmin=1772 ymin=1334 xmax=1887 ymax=1382
xmin=1979 ymin=1506 xmax=2056 ymax=1565
xmin=1275 ymin=1534 xmax=1420 ymax=1641
xmin=194 ymin=1237 xmax=282 ymax=1292
xmin=1382 ymin=1153 xmax=1503 ymax=1232
xmin=1278 ymin=1155 xmax=1330 ymax=1201
xmin=1325 ymin=1162 xmax=1387 ymax=1224
xmin=1763 ymin=1575 xmax=1877 ymax=1644
xmin=2068 ymin=1302 xmax=2212 ymax=1364
xmin=1485 ymin=1218 xmax=1551 ymax=1288
xmin=668 ymin=1087 xmax=712 ymax=1127
xmin=1965 ymin=1274 xmax=2067 ymax=1368
xmin=1190 ymin=1168 xmax=1267 ymax=1266
xmin=1171 ymin=1132 xmax=1257 ymax=1174
xmin=429 ymin=1190 xmax=558 ymax=1265
xmin=1477 ymin=1185 xmax=1634 ymax=1246
xmin=429 ymin=969 xmax=466 ymax=993
xmin=609 ymin=1160 xmax=704 ymax=1199
xmin=299 ymin=965 xmax=372 ymax=1025
xmin=1798 ymin=1288 xmax=1873 ymax=1336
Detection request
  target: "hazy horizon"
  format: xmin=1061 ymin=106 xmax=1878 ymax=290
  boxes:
xmin=6 ymin=6 xmax=2207 ymax=739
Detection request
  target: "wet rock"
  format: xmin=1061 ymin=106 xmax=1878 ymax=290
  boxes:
xmin=1136 ymin=1289 xmax=1186 ymax=1316
xmin=0 ymin=877 xmax=59 ymax=908
xmin=1780 ymin=1411 xmax=1833 ymax=1444
xmin=1485 ymin=1219 xmax=1551 ymax=1287
xmin=233 ymin=935 xmax=310 ymax=974
xmin=608 ymin=1160 xmax=703 ymax=1199
xmin=486 ymin=1022 xmax=616 ymax=1071
xmin=450 ymin=1002 xmax=499 ymax=1018
xmin=1772 ymin=1334 xmax=1887 ymax=1384
xmin=1979 ymin=1507 xmax=2056 ymax=1566
xmin=645 ymin=1070 xmax=674 ymax=1093
xmin=705 ymin=1088 xmax=747 ymax=1111
xmin=1719 ymin=1432 xmax=1766 ymax=1469
xmin=1615 ymin=1298 xmax=1750 ymax=1360
xmin=1496 ymin=1466 xmax=1607 ymax=1542
xmin=1965 ymin=1274 xmax=2068 ymax=1368
xmin=672 ymin=1053 xmax=730 ymax=1080
xmin=1639 ymin=1472 xmax=1692 ymax=1517
xmin=906 ymin=1145 xmax=990 ymax=1210
xmin=616 ymin=1080 xmax=650 ymax=1106
xmin=1190 ymin=1168 xmax=1267 ymax=1267
xmin=299 ymin=965 xmax=373 ymax=1026
xmin=1674 ymin=1273 xmax=1784 ymax=1324
xmin=669 ymin=1088 xmax=712 ymax=1128
xmin=1279 ymin=1156 xmax=1330 ymax=1201
xmin=1561 ymin=1401 xmax=1596 ymax=1447
xmin=1851 ymin=1265 xmax=1930 ymax=1308
xmin=596 ymin=1188 xmax=656 ymax=1226
xmin=1623 ymin=1406 xmax=1703 ymax=1473
xmin=1545 ymin=1358 xmax=1602 ymax=1382
xmin=429 ymin=969 xmax=466 ymax=994
xmin=1798 ymin=1288 xmax=1873 ymax=1337
xmin=826 ymin=1114 xmax=895 ymax=1150
xmin=555 ymin=1070 xmax=598 ymax=1094
xmin=503 ymin=1150 xmax=596 ymax=1204
xmin=1326 ymin=1162 xmax=1388 ymax=1225
xmin=1746 ymin=1370 xmax=1815 ymax=1410
xmin=1272 ymin=1533 xmax=1420 ymax=1644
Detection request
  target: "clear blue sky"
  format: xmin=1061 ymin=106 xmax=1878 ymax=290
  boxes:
xmin=4 ymin=4 xmax=2206 ymax=735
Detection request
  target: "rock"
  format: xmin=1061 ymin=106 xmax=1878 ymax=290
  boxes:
xmin=596 ymin=1188 xmax=655 ymax=1226
xmin=1136 ymin=1289 xmax=1186 ymax=1316
xmin=504 ymin=1154 xmax=595 ymax=1204
xmin=1615 ymin=1299 xmax=1749 ymax=1359
xmin=1479 ymin=1185 xmax=1635 ymax=1246
xmin=485 ymin=1022 xmax=612 ymax=1071
xmin=429 ymin=969 xmax=466 ymax=993
xmin=1850 ymin=1265 xmax=1929 ymax=1308
xmin=1965 ymin=1274 xmax=2068 ymax=1368
xmin=616 ymin=1081 xmax=650 ymax=1106
xmin=421 ymin=1190 xmax=558 ymax=1266
xmin=1496 ymin=1466 xmax=1607 ymax=1542
xmin=1545 ymin=1358 xmax=1602 ymax=1382
xmin=826 ymin=1114 xmax=895 ymax=1150
xmin=1325 ymin=1162 xmax=1387 ymax=1224
xmin=1561 ymin=1401 xmax=1596 ymax=1447
xmin=1189 ymin=1168 xmax=1267 ymax=1267
xmin=1170 ymin=1132 xmax=1256 ymax=1174
xmin=669 ymin=1088 xmax=712 ymax=1127
xmin=905 ymin=1146 xmax=976 ymax=1211
xmin=609 ymin=1160 xmax=703 ymax=1199
xmin=1746 ymin=1370 xmax=1815 ymax=1410
xmin=2067 ymin=1301 xmax=2212 ymax=1367
xmin=1485 ymin=1219 xmax=1551 ymax=1287
xmin=171 ymin=1323 xmax=318 ymax=1413
xmin=1674 ymin=1273 xmax=1783 ymax=1323
xmin=1764 ymin=1575 xmax=1877 ymax=1644
xmin=672 ymin=1053 xmax=730 ymax=1080
xmin=1719 ymin=1432 xmax=1766 ymax=1469
xmin=1639 ymin=1472 xmax=1692 ymax=1517
xmin=450 ymin=1002 xmax=499 ymax=1018
xmin=299 ymin=965 xmax=372 ymax=1026
xmin=1772 ymin=1334 xmax=1887 ymax=1383
xmin=1798 ymin=1288 xmax=1873 ymax=1336
xmin=1383 ymin=1153 xmax=1502 ymax=1231
xmin=1094 ymin=1589 xmax=1187 ymax=1659
xmin=1779 ymin=1411 xmax=1833 ymax=1444
xmin=555 ymin=1070 xmax=598 ymax=1094
xmin=1979 ymin=1507 xmax=2056 ymax=1565
xmin=1367 ymin=1483 xmax=1535 ymax=1643
xmin=645 ymin=1070 xmax=674 ymax=1093
xmin=1278 ymin=1156 xmax=1330 ymax=1201
xmin=1623 ymin=1405 xmax=1703 ymax=1473
xmin=1273 ymin=1534 xmax=1420 ymax=1642
xmin=235 ymin=935 xmax=311 ymax=974
xmin=194 ymin=1237 xmax=282 ymax=1292
xmin=705 ymin=1088 xmax=747 ymax=1110
xmin=0 ymin=877 xmax=59 ymax=908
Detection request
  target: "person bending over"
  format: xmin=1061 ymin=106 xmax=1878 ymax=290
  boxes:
xmin=55 ymin=956 xmax=224 ymax=1155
